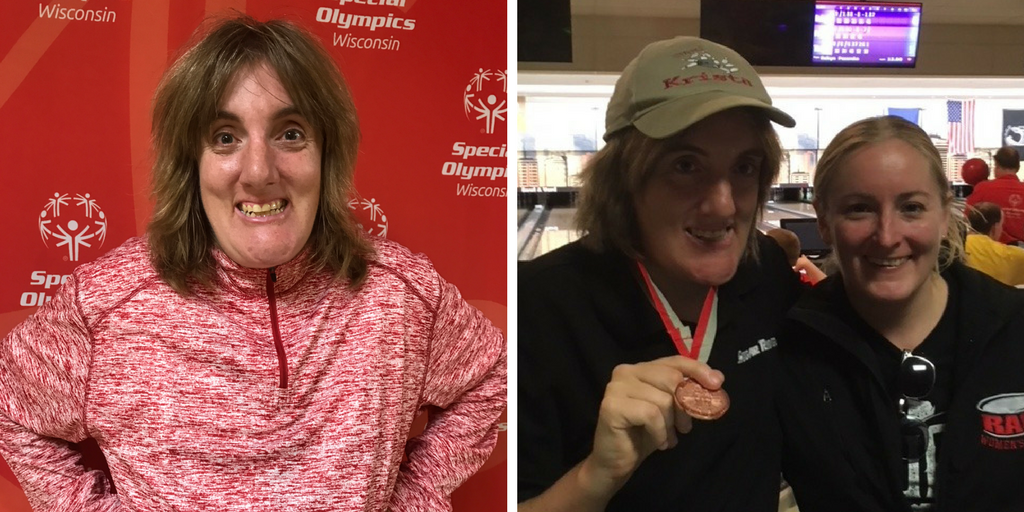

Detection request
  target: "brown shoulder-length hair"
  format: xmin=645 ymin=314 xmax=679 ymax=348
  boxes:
xmin=147 ymin=15 xmax=372 ymax=294
xmin=575 ymin=107 xmax=783 ymax=261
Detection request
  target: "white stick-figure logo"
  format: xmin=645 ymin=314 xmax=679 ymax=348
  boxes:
xmin=680 ymin=49 xmax=740 ymax=74
xmin=463 ymin=68 xmax=507 ymax=135
xmin=348 ymin=196 xmax=389 ymax=238
xmin=38 ymin=192 xmax=109 ymax=261
xmin=45 ymin=193 xmax=69 ymax=217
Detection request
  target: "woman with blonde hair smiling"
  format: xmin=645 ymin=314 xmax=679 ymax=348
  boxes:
xmin=778 ymin=116 xmax=1024 ymax=511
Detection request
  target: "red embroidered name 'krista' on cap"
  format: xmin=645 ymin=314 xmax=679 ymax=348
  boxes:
xmin=604 ymin=36 xmax=796 ymax=141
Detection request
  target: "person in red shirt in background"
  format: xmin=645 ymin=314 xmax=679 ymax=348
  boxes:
xmin=965 ymin=146 xmax=1024 ymax=245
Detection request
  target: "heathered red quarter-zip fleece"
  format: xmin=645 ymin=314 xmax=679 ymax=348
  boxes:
xmin=0 ymin=236 xmax=506 ymax=511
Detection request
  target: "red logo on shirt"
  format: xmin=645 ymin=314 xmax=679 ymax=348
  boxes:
xmin=978 ymin=393 xmax=1024 ymax=451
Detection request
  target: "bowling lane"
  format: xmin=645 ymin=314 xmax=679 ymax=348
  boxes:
xmin=535 ymin=208 xmax=579 ymax=258
xmin=762 ymin=202 xmax=817 ymax=230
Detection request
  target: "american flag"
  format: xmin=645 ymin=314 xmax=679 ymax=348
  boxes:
xmin=947 ymin=99 xmax=975 ymax=156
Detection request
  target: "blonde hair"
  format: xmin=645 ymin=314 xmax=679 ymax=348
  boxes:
xmin=812 ymin=115 xmax=964 ymax=270
xmin=575 ymin=107 xmax=783 ymax=261
xmin=147 ymin=16 xmax=372 ymax=294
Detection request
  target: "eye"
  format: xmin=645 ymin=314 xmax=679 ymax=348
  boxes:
xmin=843 ymin=203 xmax=872 ymax=216
xmin=735 ymin=159 xmax=761 ymax=177
xmin=901 ymin=202 xmax=927 ymax=215
xmin=283 ymin=128 xmax=304 ymax=142
xmin=215 ymin=132 xmax=235 ymax=145
xmin=672 ymin=157 xmax=699 ymax=174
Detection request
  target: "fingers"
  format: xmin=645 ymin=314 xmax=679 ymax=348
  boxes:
xmin=599 ymin=391 xmax=676 ymax=451
xmin=604 ymin=378 xmax=678 ymax=449
xmin=640 ymin=355 xmax=724 ymax=391
xmin=588 ymin=356 xmax=725 ymax=486
xmin=675 ymin=406 xmax=693 ymax=435
xmin=600 ymin=356 xmax=724 ymax=445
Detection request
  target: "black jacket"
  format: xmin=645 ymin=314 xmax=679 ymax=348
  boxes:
xmin=778 ymin=262 xmax=1024 ymax=512
xmin=518 ymin=235 xmax=802 ymax=511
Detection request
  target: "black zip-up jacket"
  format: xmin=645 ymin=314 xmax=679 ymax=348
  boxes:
xmin=778 ymin=262 xmax=1024 ymax=512
xmin=519 ymin=235 xmax=802 ymax=511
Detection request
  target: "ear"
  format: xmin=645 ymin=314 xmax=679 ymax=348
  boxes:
xmin=993 ymin=219 xmax=1005 ymax=239
xmin=814 ymin=200 xmax=833 ymax=246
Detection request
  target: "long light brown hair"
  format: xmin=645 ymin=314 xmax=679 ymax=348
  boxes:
xmin=148 ymin=15 xmax=372 ymax=294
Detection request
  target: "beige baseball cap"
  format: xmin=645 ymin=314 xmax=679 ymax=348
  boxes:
xmin=604 ymin=36 xmax=796 ymax=140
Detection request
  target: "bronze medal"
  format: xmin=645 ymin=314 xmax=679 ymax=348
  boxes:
xmin=674 ymin=379 xmax=730 ymax=420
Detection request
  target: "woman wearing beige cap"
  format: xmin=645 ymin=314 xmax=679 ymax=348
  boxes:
xmin=518 ymin=36 xmax=800 ymax=511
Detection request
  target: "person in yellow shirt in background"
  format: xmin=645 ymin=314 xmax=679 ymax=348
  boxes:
xmin=964 ymin=201 xmax=1024 ymax=286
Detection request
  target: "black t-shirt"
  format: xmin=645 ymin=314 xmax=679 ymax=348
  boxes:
xmin=777 ymin=262 xmax=1024 ymax=512
xmin=834 ymin=274 xmax=959 ymax=511
xmin=517 ymin=237 xmax=802 ymax=512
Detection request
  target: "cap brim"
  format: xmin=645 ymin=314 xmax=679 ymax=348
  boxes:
xmin=632 ymin=91 xmax=796 ymax=140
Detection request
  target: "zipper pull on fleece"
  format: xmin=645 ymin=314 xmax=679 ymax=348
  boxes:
xmin=266 ymin=267 xmax=288 ymax=389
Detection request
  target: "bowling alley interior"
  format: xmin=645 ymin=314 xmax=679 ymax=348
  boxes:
xmin=516 ymin=0 xmax=1024 ymax=263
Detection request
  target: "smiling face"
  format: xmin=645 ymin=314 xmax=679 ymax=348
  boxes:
xmin=633 ymin=108 xmax=765 ymax=287
xmin=199 ymin=63 xmax=321 ymax=269
xmin=818 ymin=138 xmax=950 ymax=304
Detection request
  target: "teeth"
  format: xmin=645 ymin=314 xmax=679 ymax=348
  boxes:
xmin=239 ymin=201 xmax=285 ymax=217
xmin=688 ymin=227 xmax=730 ymax=242
xmin=868 ymin=257 xmax=909 ymax=267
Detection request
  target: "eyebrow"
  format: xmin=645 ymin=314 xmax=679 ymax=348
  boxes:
xmin=839 ymin=191 xmax=933 ymax=202
xmin=212 ymin=106 xmax=304 ymax=123
xmin=660 ymin=143 xmax=766 ymax=158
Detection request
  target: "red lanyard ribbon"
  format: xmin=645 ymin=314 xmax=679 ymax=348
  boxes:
xmin=636 ymin=261 xmax=719 ymax=363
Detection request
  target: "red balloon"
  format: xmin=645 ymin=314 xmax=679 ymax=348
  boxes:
xmin=962 ymin=158 xmax=990 ymax=185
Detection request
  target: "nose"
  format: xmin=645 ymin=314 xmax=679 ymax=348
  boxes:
xmin=238 ymin=137 xmax=278 ymax=187
xmin=874 ymin=209 xmax=900 ymax=247
xmin=700 ymin=178 xmax=737 ymax=217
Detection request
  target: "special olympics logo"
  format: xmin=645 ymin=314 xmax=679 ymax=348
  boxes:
xmin=463 ymin=68 xmax=507 ymax=135
xmin=38 ymin=193 xmax=108 ymax=262
xmin=680 ymin=49 xmax=740 ymax=74
xmin=348 ymin=196 xmax=389 ymax=237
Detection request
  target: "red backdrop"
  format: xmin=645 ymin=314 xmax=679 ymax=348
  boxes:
xmin=0 ymin=0 xmax=507 ymax=510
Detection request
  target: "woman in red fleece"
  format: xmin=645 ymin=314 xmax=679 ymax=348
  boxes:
xmin=0 ymin=16 xmax=506 ymax=512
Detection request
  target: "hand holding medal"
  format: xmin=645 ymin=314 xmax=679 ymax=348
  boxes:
xmin=638 ymin=263 xmax=729 ymax=422
xmin=576 ymin=265 xmax=729 ymax=499
xmin=675 ymin=378 xmax=730 ymax=420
